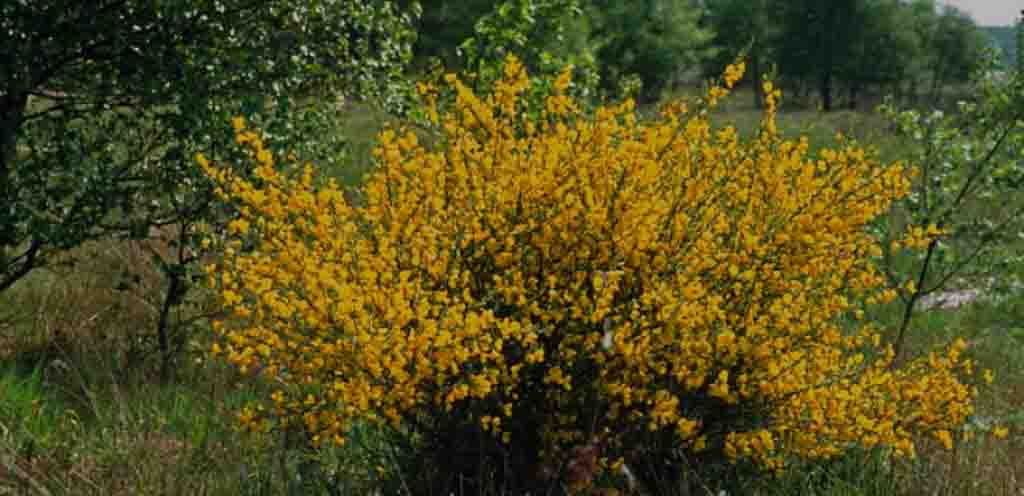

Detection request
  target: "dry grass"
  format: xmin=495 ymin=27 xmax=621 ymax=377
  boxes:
xmin=0 ymin=233 xmax=257 ymax=495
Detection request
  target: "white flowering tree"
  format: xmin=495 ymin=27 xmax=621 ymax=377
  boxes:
xmin=0 ymin=0 xmax=416 ymax=379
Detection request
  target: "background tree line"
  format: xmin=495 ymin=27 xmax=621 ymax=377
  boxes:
xmin=986 ymin=23 xmax=1022 ymax=70
xmin=408 ymin=0 xmax=999 ymax=109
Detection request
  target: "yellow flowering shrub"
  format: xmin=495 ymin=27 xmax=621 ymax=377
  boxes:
xmin=199 ymin=56 xmax=980 ymax=493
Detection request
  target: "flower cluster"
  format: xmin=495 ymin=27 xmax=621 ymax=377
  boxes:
xmin=200 ymin=55 xmax=980 ymax=480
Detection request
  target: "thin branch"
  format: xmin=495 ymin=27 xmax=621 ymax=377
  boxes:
xmin=892 ymin=236 xmax=939 ymax=363
xmin=937 ymin=117 xmax=1020 ymax=226
xmin=922 ymin=204 xmax=1024 ymax=295
xmin=0 ymin=238 xmax=42 ymax=293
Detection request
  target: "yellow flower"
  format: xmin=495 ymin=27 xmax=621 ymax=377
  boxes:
xmin=228 ymin=218 xmax=250 ymax=235
xmin=554 ymin=65 xmax=573 ymax=93
xmin=200 ymin=54 xmax=973 ymax=473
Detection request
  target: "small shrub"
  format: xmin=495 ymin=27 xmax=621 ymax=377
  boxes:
xmin=202 ymin=56 xmax=984 ymax=495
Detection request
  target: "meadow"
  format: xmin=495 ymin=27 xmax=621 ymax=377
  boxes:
xmin=1 ymin=81 xmax=1023 ymax=496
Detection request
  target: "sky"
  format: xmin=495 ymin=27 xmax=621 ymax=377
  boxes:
xmin=941 ymin=0 xmax=1022 ymax=26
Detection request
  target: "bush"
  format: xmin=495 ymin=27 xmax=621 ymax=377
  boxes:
xmin=201 ymin=57 xmax=983 ymax=495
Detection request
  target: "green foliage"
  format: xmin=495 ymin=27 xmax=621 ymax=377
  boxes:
xmin=402 ymin=0 xmax=593 ymax=81
xmin=770 ymin=0 xmax=907 ymax=110
xmin=0 ymin=0 xmax=416 ymax=293
xmin=982 ymin=26 xmax=1019 ymax=70
xmin=885 ymin=2 xmax=989 ymax=103
xmin=0 ymin=0 xmax=417 ymax=379
xmin=876 ymin=54 xmax=1024 ymax=358
xmin=835 ymin=1 xmax=919 ymax=100
xmin=457 ymin=0 xmax=597 ymax=91
xmin=727 ymin=0 xmax=989 ymax=110
xmin=588 ymin=0 xmax=714 ymax=102
xmin=405 ymin=0 xmax=714 ymax=104
xmin=926 ymin=6 xmax=991 ymax=97
xmin=406 ymin=0 xmax=602 ymax=130
xmin=400 ymin=0 xmax=494 ymax=68
xmin=703 ymin=0 xmax=773 ymax=107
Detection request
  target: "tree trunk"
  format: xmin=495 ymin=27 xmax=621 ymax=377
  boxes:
xmin=819 ymin=4 xmax=838 ymax=112
xmin=751 ymin=0 xmax=765 ymax=110
xmin=820 ymin=72 xmax=833 ymax=112
xmin=751 ymin=51 xmax=763 ymax=109
xmin=0 ymin=91 xmax=38 ymax=294
xmin=157 ymin=265 xmax=183 ymax=383
xmin=0 ymin=92 xmax=27 ymax=248
xmin=929 ymin=58 xmax=945 ymax=101
xmin=906 ymin=77 xmax=919 ymax=105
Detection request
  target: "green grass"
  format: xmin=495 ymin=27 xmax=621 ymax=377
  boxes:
xmin=326 ymin=102 xmax=394 ymax=189
xmin=696 ymin=86 xmax=902 ymax=159
xmin=0 ymin=237 xmax=406 ymax=495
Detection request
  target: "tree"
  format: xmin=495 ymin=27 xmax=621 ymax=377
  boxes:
xmin=588 ymin=0 xmax=714 ymax=102
xmin=399 ymin=0 xmax=495 ymax=67
xmin=771 ymin=0 xmax=868 ymax=111
xmin=703 ymin=0 xmax=773 ymax=107
xmin=927 ymin=6 xmax=988 ymax=99
xmin=981 ymin=26 xmax=1018 ymax=71
xmin=399 ymin=0 xmax=589 ymax=79
xmin=877 ymin=57 xmax=1024 ymax=362
xmin=883 ymin=2 xmax=986 ymax=102
xmin=767 ymin=0 xmax=987 ymax=110
xmin=836 ymin=0 xmax=918 ymax=109
xmin=457 ymin=0 xmax=588 ymax=83
xmin=0 ymin=0 xmax=415 ymax=378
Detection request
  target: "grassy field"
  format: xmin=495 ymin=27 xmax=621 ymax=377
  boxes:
xmin=2 ymin=87 xmax=1023 ymax=496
